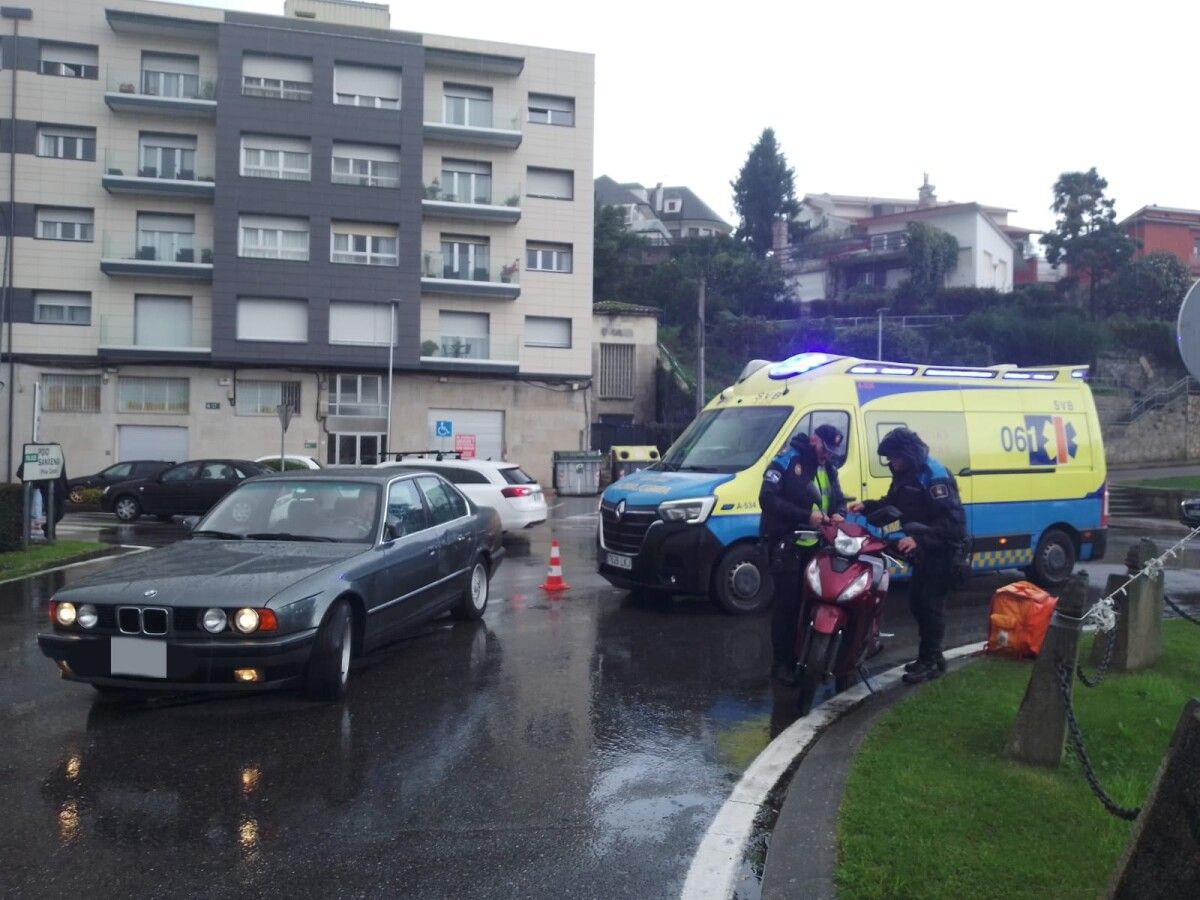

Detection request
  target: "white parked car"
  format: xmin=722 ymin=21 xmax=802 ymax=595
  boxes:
xmin=255 ymin=455 xmax=322 ymax=471
xmin=378 ymin=456 xmax=547 ymax=532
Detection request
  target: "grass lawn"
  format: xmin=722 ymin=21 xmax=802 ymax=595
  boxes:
xmin=837 ymin=622 xmax=1200 ymax=900
xmin=0 ymin=540 xmax=107 ymax=581
xmin=1125 ymin=475 xmax=1200 ymax=491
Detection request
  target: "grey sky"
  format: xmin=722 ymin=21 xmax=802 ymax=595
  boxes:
xmin=176 ymin=0 xmax=1200 ymax=235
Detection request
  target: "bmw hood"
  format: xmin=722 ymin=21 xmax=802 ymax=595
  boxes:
xmin=602 ymin=470 xmax=734 ymax=507
xmin=53 ymin=540 xmax=361 ymax=608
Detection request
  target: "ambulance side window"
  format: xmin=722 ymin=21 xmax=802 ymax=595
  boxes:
xmin=787 ymin=410 xmax=852 ymax=469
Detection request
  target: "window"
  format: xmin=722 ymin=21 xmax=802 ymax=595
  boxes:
xmin=34 ymin=291 xmax=91 ymax=325
xmin=118 ymin=376 xmax=189 ymax=414
xmin=329 ymin=302 xmax=394 ymax=346
xmin=786 ymin=410 xmax=853 ymax=469
xmin=36 ymin=207 xmax=93 ymax=242
xmin=525 ymin=316 xmax=571 ymax=349
xmin=41 ymin=374 xmax=100 ymax=412
xmin=331 ymin=222 xmax=398 ymax=266
xmin=439 ymin=236 xmax=490 ymax=280
xmin=134 ymin=295 xmax=192 ymax=348
xmin=438 ymin=311 xmax=489 ymax=360
xmin=526 ymin=242 xmax=572 ymax=273
xmin=242 ymin=54 xmax=312 ymax=101
xmin=36 ymin=125 xmax=95 ymax=161
xmin=141 ymin=53 xmax=201 ymax=99
xmin=687 ymin=227 xmax=699 ymax=238
xmin=664 ymin=198 xmax=682 ymax=214
xmin=331 ymin=142 xmax=400 ymax=188
xmin=599 ymin=343 xmax=636 ymax=399
xmin=528 ymin=93 xmax=574 ymax=126
xmin=236 ymin=380 xmax=301 ymax=416
xmin=236 ymin=297 xmax=308 ymax=342
xmin=39 ymin=42 xmax=98 ymax=79
xmin=238 ymin=215 xmax=309 ymax=261
xmin=136 ymin=213 xmax=194 ymax=263
xmin=385 ymin=479 xmax=430 ymax=537
xmin=161 ymin=462 xmax=199 ymax=482
xmin=416 ymin=476 xmax=468 ymax=524
xmin=443 ymin=84 xmax=492 ymax=127
xmin=438 ymin=159 xmax=491 ymax=204
xmin=527 ymin=167 xmax=573 ymax=200
xmin=327 ymin=433 xmax=386 ymax=466
xmin=333 ymin=64 xmax=401 ymax=109
xmin=329 ymin=373 xmax=387 ymax=417
xmin=240 ymin=134 xmax=311 ymax=181
xmin=138 ymin=132 xmax=196 ymax=180
xmin=1194 ymin=238 xmax=1200 ymax=259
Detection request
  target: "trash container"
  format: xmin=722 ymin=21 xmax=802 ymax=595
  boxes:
xmin=605 ymin=445 xmax=661 ymax=486
xmin=552 ymin=451 xmax=603 ymax=496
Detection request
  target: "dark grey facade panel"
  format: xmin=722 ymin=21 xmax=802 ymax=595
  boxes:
xmin=0 ymin=118 xmax=36 ymax=154
xmin=211 ymin=18 xmax=425 ymax=372
xmin=0 ymin=34 xmax=37 ymax=71
xmin=9 ymin=201 xmax=35 ymax=237
xmin=224 ymin=11 xmax=421 ymax=46
xmin=6 ymin=287 xmax=33 ymax=323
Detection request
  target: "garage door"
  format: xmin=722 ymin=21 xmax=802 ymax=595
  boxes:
xmin=117 ymin=425 xmax=188 ymax=463
xmin=427 ymin=410 xmax=504 ymax=461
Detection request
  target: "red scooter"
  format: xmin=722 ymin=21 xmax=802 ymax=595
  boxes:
xmin=794 ymin=507 xmax=909 ymax=715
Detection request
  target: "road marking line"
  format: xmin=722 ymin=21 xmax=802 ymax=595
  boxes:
xmin=680 ymin=640 xmax=986 ymax=900
xmin=0 ymin=544 xmax=153 ymax=587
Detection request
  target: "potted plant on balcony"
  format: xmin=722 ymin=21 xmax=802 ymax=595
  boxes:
xmin=200 ymin=248 xmax=213 ymax=264
xmin=119 ymin=82 xmax=135 ymax=94
xmin=500 ymin=259 xmax=519 ymax=284
xmin=424 ymin=178 xmax=441 ymax=200
xmin=421 ymin=340 xmax=439 ymax=357
xmin=504 ymin=193 xmax=520 ymax=207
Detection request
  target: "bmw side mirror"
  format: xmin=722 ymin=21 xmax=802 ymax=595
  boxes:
xmin=181 ymin=516 xmax=200 ymax=532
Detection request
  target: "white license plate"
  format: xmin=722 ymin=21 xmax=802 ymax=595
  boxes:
xmin=110 ymin=637 xmax=167 ymax=679
xmin=606 ymin=552 xmax=633 ymax=570
xmin=532 ymin=491 xmax=543 ymax=502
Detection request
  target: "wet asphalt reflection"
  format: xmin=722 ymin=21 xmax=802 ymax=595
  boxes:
xmin=2 ymin=504 xmax=1195 ymax=898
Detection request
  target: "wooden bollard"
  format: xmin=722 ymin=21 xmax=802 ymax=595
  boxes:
xmin=1004 ymin=573 xmax=1088 ymax=766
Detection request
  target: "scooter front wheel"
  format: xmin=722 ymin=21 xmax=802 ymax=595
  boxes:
xmin=797 ymin=631 xmax=834 ymax=716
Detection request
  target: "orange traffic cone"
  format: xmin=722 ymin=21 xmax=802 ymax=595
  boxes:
xmin=541 ymin=539 xmax=570 ymax=592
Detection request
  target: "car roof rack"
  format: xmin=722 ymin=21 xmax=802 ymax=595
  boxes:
xmin=381 ymin=450 xmax=464 ymax=462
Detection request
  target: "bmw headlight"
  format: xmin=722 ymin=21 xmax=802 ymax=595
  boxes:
xmin=805 ymin=558 xmax=822 ymax=595
xmin=234 ymin=608 xmax=260 ymax=634
xmin=202 ymin=608 xmax=228 ymax=634
xmin=77 ymin=604 xmax=98 ymax=629
xmin=836 ymin=571 xmax=872 ymax=604
xmin=55 ymin=602 xmax=77 ymax=627
xmin=833 ymin=532 xmax=867 ymax=557
xmin=658 ymin=496 xmax=716 ymax=524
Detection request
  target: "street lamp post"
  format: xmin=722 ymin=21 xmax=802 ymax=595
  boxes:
xmin=876 ymin=307 xmax=887 ymax=361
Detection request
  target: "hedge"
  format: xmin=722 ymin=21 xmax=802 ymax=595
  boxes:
xmin=0 ymin=484 xmax=24 ymax=552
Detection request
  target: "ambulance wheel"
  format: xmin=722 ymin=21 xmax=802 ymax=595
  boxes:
xmin=712 ymin=544 xmax=773 ymax=616
xmin=1028 ymin=529 xmax=1075 ymax=588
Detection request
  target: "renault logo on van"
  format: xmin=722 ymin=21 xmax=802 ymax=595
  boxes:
xmin=615 ymin=500 xmax=626 ymax=521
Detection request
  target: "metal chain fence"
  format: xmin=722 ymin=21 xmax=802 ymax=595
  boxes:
xmin=1163 ymin=593 xmax=1200 ymax=627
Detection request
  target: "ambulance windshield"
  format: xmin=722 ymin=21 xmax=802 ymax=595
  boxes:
xmin=659 ymin=406 xmax=793 ymax=473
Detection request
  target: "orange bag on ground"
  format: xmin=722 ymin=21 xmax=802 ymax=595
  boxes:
xmin=985 ymin=581 xmax=1058 ymax=658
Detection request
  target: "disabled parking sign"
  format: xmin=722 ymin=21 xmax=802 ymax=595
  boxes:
xmin=435 ymin=420 xmax=453 ymax=438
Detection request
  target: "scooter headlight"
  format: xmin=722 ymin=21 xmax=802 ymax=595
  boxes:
xmin=805 ymin=558 xmax=822 ymax=595
xmin=833 ymin=532 xmax=866 ymax=557
xmin=836 ymin=570 xmax=872 ymax=604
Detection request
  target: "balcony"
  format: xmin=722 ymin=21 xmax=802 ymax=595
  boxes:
xmin=100 ymin=232 xmax=213 ymax=280
xmin=422 ymin=180 xmax=522 ymax=224
xmin=423 ymin=106 xmax=522 ymax=149
xmin=98 ymin=315 xmax=212 ymax=355
xmin=420 ymin=333 xmax=519 ymax=370
xmin=420 ymin=251 xmax=520 ymax=300
xmin=101 ymin=149 xmax=214 ymax=200
xmin=104 ymin=66 xmax=217 ymax=118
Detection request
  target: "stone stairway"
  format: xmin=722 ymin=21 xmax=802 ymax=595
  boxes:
xmin=1107 ymin=484 xmax=1148 ymax=518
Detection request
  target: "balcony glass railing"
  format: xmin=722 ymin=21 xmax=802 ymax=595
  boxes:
xmin=423 ymin=179 xmax=521 ymax=207
xmin=99 ymin=315 xmax=211 ymax=350
xmin=427 ymin=103 xmax=521 ymax=132
xmin=331 ymin=158 xmax=400 ymax=188
xmin=241 ymin=75 xmax=313 ymax=102
xmin=421 ymin=333 xmax=519 ymax=363
xmin=421 ymin=251 xmax=520 ymax=285
xmin=102 ymin=231 xmax=213 ymax=265
xmin=869 ymin=232 xmax=908 ymax=252
xmin=104 ymin=148 xmax=214 ymax=183
xmin=106 ymin=66 xmax=217 ymax=101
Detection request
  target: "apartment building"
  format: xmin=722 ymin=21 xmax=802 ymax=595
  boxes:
xmin=0 ymin=0 xmax=594 ymax=484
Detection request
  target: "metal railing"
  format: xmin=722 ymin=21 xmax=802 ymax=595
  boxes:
xmin=1121 ymin=377 xmax=1200 ymax=425
xmin=423 ymin=179 xmax=521 ymax=207
xmin=421 ymin=250 xmax=520 ymax=285
xmin=241 ymin=75 xmax=312 ymax=102
xmin=420 ymin=333 xmax=519 ymax=363
xmin=103 ymin=148 xmax=214 ymax=183
xmin=106 ymin=66 xmax=217 ymax=101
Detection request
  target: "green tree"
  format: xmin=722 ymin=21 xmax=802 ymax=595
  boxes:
xmin=897 ymin=222 xmax=959 ymax=309
xmin=731 ymin=128 xmax=801 ymax=256
xmin=592 ymin=204 xmax=647 ymax=302
xmin=1108 ymin=251 xmax=1192 ymax=320
xmin=1040 ymin=168 xmax=1137 ymax=320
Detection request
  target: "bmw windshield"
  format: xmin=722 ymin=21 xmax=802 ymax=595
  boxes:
xmin=196 ymin=480 xmax=382 ymax=543
xmin=658 ymin=406 xmax=793 ymax=473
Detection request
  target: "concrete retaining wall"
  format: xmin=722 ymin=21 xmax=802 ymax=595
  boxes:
xmin=1102 ymin=396 xmax=1200 ymax=465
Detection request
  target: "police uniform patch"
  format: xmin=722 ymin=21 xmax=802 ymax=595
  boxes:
xmin=764 ymin=469 xmax=782 ymax=483
xmin=930 ymin=483 xmax=950 ymax=499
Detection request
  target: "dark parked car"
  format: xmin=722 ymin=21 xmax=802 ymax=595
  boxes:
xmin=1180 ymin=498 xmax=1200 ymax=528
xmin=101 ymin=459 xmax=270 ymax=522
xmin=39 ymin=469 xmax=504 ymax=701
xmin=67 ymin=460 xmax=172 ymax=504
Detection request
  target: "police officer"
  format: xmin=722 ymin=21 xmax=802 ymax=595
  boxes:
xmin=849 ymin=427 xmax=967 ymax=684
xmin=760 ymin=427 xmax=847 ymax=684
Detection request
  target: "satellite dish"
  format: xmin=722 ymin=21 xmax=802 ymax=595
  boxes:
xmin=1176 ymin=280 xmax=1200 ymax=381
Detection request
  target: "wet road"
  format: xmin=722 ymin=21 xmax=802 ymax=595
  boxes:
xmin=3 ymin=506 xmax=1197 ymax=899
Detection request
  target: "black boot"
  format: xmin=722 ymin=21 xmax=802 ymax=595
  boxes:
xmin=903 ymin=659 xmax=922 ymax=673
xmin=772 ymin=662 xmax=798 ymax=686
xmin=933 ymin=651 xmax=947 ymax=673
xmin=902 ymin=660 xmax=942 ymax=684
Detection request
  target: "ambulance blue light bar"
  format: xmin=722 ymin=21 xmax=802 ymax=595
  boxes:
xmin=923 ymin=367 xmax=997 ymax=379
xmin=1002 ymin=371 xmax=1057 ymax=381
xmin=1071 ymin=368 xmax=1089 ymax=380
xmin=848 ymin=364 xmax=917 ymax=376
xmin=767 ymin=352 xmax=839 ymax=380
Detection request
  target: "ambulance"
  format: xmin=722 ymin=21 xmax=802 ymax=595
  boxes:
xmin=597 ymin=353 xmax=1108 ymax=614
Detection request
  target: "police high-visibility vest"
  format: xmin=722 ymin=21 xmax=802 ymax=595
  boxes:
xmin=796 ymin=467 xmax=831 ymax=547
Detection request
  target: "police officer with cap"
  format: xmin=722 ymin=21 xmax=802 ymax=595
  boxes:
xmin=759 ymin=425 xmax=847 ymax=684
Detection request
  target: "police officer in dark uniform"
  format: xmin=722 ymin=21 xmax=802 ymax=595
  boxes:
xmin=760 ymin=427 xmax=847 ymax=684
xmin=849 ymin=427 xmax=967 ymax=684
